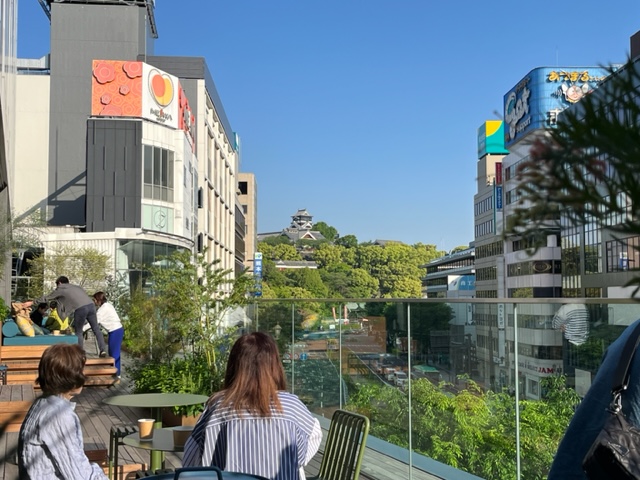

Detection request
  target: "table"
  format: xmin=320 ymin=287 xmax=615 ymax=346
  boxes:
xmin=103 ymin=393 xmax=209 ymax=470
xmin=124 ymin=428 xmax=184 ymax=453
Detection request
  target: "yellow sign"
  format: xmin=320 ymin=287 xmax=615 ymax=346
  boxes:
xmin=547 ymin=70 xmax=607 ymax=83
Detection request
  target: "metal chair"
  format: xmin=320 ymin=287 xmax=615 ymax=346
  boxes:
xmin=309 ymin=409 xmax=370 ymax=480
xmin=109 ymin=424 xmax=138 ymax=479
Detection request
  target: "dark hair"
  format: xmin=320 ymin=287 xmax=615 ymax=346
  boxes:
xmin=55 ymin=276 xmax=69 ymax=285
xmin=36 ymin=344 xmax=87 ymax=395
xmin=93 ymin=291 xmax=107 ymax=306
xmin=37 ymin=303 xmax=48 ymax=310
xmin=214 ymin=332 xmax=286 ymax=416
xmin=49 ymin=301 xmax=57 ymax=309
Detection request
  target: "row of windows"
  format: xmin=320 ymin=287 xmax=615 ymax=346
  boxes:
xmin=476 ymin=266 xmax=497 ymax=281
xmin=424 ymin=277 xmax=448 ymax=287
xmin=508 ymin=286 xmax=562 ymax=298
xmin=507 ymin=260 xmax=561 ymax=277
xmin=476 ymin=241 xmax=504 ymax=259
xmin=476 ymin=290 xmax=498 ymax=298
xmin=475 ymin=219 xmax=494 ymax=238
xmin=503 ymin=155 xmax=529 ymax=182
xmin=606 ymin=236 xmax=640 ymax=273
xmin=474 ymin=196 xmax=494 ymax=216
xmin=425 ymin=257 xmax=474 ymax=274
xmin=518 ymin=343 xmax=562 ymax=360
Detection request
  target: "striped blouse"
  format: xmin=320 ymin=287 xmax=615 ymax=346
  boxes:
xmin=552 ymin=303 xmax=589 ymax=346
xmin=182 ymin=391 xmax=322 ymax=480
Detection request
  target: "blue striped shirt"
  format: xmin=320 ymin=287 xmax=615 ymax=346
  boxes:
xmin=182 ymin=391 xmax=322 ymax=480
xmin=19 ymin=395 xmax=108 ymax=480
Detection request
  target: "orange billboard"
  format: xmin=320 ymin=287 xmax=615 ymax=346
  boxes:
xmin=91 ymin=60 xmax=180 ymax=130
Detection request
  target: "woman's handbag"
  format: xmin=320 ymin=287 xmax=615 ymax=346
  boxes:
xmin=583 ymin=321 xmax=640 ymax=479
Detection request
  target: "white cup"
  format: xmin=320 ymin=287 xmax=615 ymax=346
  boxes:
xmin=138 ymin=418 xmax=155 ymax=441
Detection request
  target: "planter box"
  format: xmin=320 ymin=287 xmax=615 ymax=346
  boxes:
xmin=162 ymin=408 xmax=201 ymax=427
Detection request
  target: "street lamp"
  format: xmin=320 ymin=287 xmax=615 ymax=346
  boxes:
xmin=274 ymin=323 xmax=282 ymax=339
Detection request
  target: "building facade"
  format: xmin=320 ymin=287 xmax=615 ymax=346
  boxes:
xmin=13 ymin=1 xmax=249 ymax=295
xmin=0 ymin=0 xmax=16 ymax=301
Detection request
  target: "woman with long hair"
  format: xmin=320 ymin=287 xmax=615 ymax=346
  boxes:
xmin=183 ymin=332 xmax=322 ymax=480
xmin=18 ymin=343 xmax=108 ymax=479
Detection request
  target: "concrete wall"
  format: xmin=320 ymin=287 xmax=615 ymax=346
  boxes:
xmin=14 ymin=75 xmax=50 ymax=216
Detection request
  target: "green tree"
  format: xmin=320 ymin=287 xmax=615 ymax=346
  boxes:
xmin=285 ymin=268 xmax=328 ymax=298
xmin=27 ymin=245 xmax=111 ymax=298
xmin=313 ymin=221 xmax=338 ymax=240
xmin=348 ymin=375 xmax=579 ymax=480
xmin=260 ymin=235 xmax=293 ymax=246
xmin=335 ymin=234 xmax=358 ymax=248
xmin=258 ymin=242 xmax=301 ymax=261
xmin=451 ymin=245 xmax=469 ymax=253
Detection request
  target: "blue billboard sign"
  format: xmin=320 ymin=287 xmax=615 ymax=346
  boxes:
xmin=503 ymin=67 xmax=609 ymax=148
xmin=495 ymin=185 xmax=503 ymax=210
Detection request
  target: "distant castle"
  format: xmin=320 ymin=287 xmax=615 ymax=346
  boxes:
xmin=257 ymin=208 xmax=326 ymax=242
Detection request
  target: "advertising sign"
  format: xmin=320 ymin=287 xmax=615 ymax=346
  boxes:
xmin=91 ymin=60 xmax=181 ymax=130
xmin=477 ymin=120 xmax=509 ymax=158
xmin=503 ymin=67 xmax=609 ymax=148
xmin=495 ymin=185 xmax=503 ymax=210
xmin=495 ymin=162 xmax=502 ymax=185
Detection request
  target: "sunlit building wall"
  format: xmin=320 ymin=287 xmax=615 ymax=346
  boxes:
xmin=0 ymin=0 xmax=16 ymax=301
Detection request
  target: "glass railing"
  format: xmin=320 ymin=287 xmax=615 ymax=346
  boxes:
xmin=244 ymin=298 xmax=640 ymax=480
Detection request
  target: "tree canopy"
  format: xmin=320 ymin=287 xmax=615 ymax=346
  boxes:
xmin=257 ymin=237 xmax=444 ymax=300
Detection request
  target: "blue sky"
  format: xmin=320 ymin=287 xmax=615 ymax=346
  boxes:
xmin=17 ymin=1 xmax=640 ymax=250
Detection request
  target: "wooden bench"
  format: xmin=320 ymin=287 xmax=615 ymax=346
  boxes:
xmin=0 ymin=344 xmax=119 ymax=387
xmin=0 ymin=384 xmax=36 ymax=433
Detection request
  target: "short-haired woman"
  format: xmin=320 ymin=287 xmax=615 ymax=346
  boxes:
xmin=183 ymin=332 xmax=322 ymax=480
xmin=93 ymin=291 xmax=124 ymax=379
xmin=18 ymin=344 xmax=108 ymax=479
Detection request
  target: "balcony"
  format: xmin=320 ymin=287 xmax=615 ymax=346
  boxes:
xmin=2 ymin=297 xmax=637 ymax=480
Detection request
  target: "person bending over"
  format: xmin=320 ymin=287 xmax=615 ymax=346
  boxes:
xmin=183 ymin=332 xmax=322 ymax=480
xmin=36 ymin=276 xmax=107 ymax=356
xmin=18 ymin=343 xmax=108 ymax=479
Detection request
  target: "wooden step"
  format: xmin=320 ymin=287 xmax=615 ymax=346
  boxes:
xmin=3 ymin=357 xmax=115 ymax=371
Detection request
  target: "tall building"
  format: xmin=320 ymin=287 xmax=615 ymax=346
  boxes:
xmin=0 ymin=0 xmax=17 ymax=301
xmin=238 ymin=172 xmax=257 ymax=271
xmin=498 ymin=66 xmax=609 ymax=398
xmin=13 ymin=1 xmax=249 ymax=294
xmin=142 ymin=56 xmax=243 ymax=285
xmin=472 ymin=120 xmax=508 ymax=391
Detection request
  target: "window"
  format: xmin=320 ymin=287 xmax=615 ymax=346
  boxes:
xmin=143 ymin=145 xmax=174 ymax=202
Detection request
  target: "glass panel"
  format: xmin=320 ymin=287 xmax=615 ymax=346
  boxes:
xmin=143 ymin=145 xmax=152 ymax=184
xmin=167 ymin=151 xmax=174 ymax=189
xmin=153 ymin=147 xmax=162 ymax=186
xmin=161 ymin=149 xmax=168 ymax=188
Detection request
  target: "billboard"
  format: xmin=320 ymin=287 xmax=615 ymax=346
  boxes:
xmin=477 ymin=120 xmax=508 ymax=158
xmin=91 ymin=60 xmax=181 ymax=130
xmin=503 ymin=67 xmax=609 ymax=148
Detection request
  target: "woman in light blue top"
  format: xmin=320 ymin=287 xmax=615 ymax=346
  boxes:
xmin=183 ymin=332 xmax=322 ymax=480
xmin=18 ymin=343 xmax=108 ymax=479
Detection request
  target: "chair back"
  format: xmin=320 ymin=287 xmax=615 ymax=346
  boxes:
xmin=317 ymin=409 xmax=370 ymax=480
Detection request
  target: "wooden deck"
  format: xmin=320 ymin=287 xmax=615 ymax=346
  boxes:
xmin=0 ymin=377 xmax=450 ymax=480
